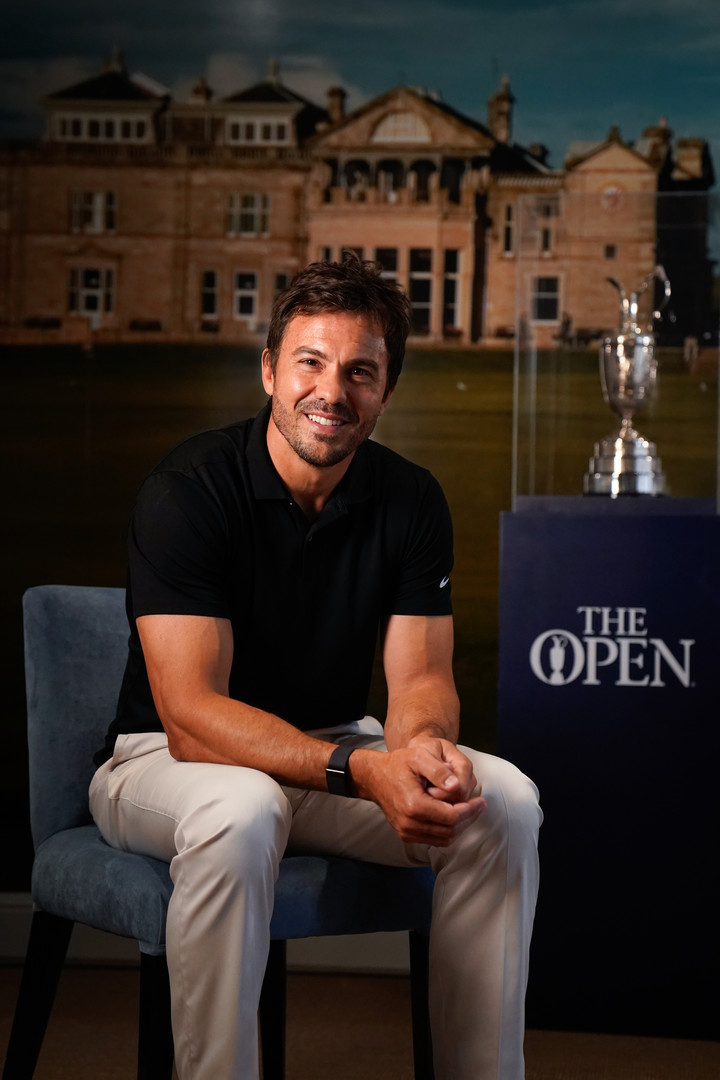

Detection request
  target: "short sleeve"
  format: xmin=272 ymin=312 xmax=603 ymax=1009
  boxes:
xmin=128 ymin=470 xmax=233 ymax=619
xmin=389 ymin=472 xmax=454 ymax=617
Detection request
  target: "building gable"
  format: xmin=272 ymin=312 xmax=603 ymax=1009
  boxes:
xmin=311 ymin=87 xmax=495 ymax=153
xmin=566 ymin=137 xmax=655 ymax=176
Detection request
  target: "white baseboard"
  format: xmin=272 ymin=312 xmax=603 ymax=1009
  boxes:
xmin=0 ymin=893 xmax=411 ymax=974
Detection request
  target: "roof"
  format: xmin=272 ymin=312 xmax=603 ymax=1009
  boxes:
xmin=222 ymin=81 xmax=313 ymax=106
xmin=46 ymin=69 xmax=166 ymax=103
xmin=308 ymin=85 xmax=549 ymax=174
xmin=418 ymin=92 xmax=494 ymax=141
xmin=564 ymin=129 xmax=653 ymax=170
xmin=565 ymin=140 xmax=603 ymax=164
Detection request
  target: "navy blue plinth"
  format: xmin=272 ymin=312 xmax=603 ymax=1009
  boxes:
xmin=497 ymin=497 xmax=719 ymax=1040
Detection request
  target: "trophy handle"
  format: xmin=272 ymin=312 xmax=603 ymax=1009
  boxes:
xmin=634 ymin=265 xmax=671 ymax=326
xmin=606 ymin=277 xmax=629 ymax=326
xmin=649 ymin=264 xmax=671 ymax=323
xmin=606 ymin=266 xmax=671 ymax=333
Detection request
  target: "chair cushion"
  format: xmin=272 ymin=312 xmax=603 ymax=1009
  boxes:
xmin=32 ymin=826 xmax=172 ymax=955
xmin=33 ymin=825 xmax=434 ymax=954
xmin=269 ymin=855 xmax=434 ymax=939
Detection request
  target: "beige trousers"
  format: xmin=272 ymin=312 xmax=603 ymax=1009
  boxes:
xmin=89 ymin=719 xmax=541 ymax=1080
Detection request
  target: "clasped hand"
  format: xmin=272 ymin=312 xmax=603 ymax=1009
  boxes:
xmin=360 ymin=736 xmax=487 ymax=847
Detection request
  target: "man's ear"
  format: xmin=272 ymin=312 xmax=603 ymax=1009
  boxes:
xmin=381 ymin=384 xmax=395 ymax=408
xmin=261 ymin=349 xmax=274 ymax=396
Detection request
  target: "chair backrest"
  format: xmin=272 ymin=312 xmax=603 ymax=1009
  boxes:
xmin=23 ymin=584 xmax=128 ymax=849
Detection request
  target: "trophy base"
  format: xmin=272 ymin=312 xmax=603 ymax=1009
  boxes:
xmin=583 ymin=432 xmax=666 ymax=497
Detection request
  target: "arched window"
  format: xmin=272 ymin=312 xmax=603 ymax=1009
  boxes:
xmin=440 ymin=158 xmax=466 ymax=204
xmin=343 ymin=160 xmax=372 ymax=201
xmin=409 ymin=160 xmax=437 ymax=203
xmin=377 ymin=160 xmax=404 ymax=202
xmin=371 ymin=112 xmax=431 ymax=144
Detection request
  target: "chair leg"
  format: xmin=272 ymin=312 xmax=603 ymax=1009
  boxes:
xmin=259 ymin=939 xmax=287 ymax=1080
xmin=409 ymin=930 xmax=434 ymax=1080
xmin=138 ymin=952 xmax=174 ymax=1080
xmin=1 ymin=910 xmax=74 ymax=1080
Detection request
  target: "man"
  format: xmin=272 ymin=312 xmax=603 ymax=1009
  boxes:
xmin=90 ymin=254 xmax=541 ymax=1080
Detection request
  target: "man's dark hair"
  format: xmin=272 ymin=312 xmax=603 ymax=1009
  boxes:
xmin=266 ymin=251 xmax=411 ymax=398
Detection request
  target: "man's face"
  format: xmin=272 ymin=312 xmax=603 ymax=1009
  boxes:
xmin=261 ymin=310 xmax=392 ymax=469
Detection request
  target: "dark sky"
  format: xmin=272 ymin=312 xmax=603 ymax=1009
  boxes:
xmin=2 ymin=0 xmax=720 ymax=172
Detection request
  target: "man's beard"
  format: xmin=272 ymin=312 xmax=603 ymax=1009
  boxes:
xmin=270 ymin=396 xmax=378 ymax=468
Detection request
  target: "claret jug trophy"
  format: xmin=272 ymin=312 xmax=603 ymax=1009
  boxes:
xmin=584 ymin=266 xmax=671 ymax=496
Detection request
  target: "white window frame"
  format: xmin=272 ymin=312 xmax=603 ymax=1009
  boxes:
xmin=503 ymin=204 xmax=515 ymax=255
xmin=531 ymin=276 xmax=560 ymax=324
xmin=201 ymin=270 xmax=218 ymax=319
xmin=537 ymin=198 xmax=559 ymax=257
xmin=443 ymin=250 xmax=461 ymax=332
xmin=68 ymin=267 xmax=114 ymax=322
xmin=375 ymin=247 xmax=398 ymax=283
xmin=225 ymin=116 xmax=291 ymax=146
xmin=70 ymin=191 xmax=116 ymax=234
xmin=226 ymin=193 xmax=270 ymax=237
xmin=55 ymin=113 xmax=150 ymax=143
xmin=233 ymin=271 xmax=258 ymax=329
xmin=371 ymin=112 xmax=431 ymax=144
xmin=274 ymin=272 xmax=290 ymax=297
xmin=409 ymin=248 xmax=433 ymax=334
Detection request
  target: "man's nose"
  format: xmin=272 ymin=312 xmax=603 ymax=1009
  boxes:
xmin=315 ymin=363 xmax=346 ymax=403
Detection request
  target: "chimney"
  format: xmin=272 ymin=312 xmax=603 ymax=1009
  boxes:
xmin=104 ymin=47 xmax=127 ymax=75
xmin=674 ymin=137 xmax=706 ymax=180
xmin=189 ymin=76 xmax=213 ymax=104
xmin=487 ymin=75 xmax=514 ymax=143
xmin=327 ymin=86 xmax=347 ymax=125
xmin=529 ymin=143 xmax=549 ymax=166
xmin=643 ymin=116 xmax=671 ymax=144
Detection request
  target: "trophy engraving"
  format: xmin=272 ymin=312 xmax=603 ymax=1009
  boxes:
xmin=583 ymin=266 xmax=671 ymax=497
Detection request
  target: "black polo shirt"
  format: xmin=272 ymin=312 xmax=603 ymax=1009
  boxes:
xmin=96 ymin=404 xmax=453 ymax=764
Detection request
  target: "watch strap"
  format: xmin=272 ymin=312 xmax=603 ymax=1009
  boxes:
xmin=325 ymin=743 xmax=357 ymax=798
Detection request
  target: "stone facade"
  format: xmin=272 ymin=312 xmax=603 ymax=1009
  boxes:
xmin=0 ymin=54 xmax=714 ymax=348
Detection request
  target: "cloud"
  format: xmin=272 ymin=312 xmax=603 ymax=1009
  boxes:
xmin=2 ymin=0 xmax=720 ymax=162
xmin=203 ymin=54 xmax=260 ymax=98
xmin=275 ymin=55 xmax=367 ymax=110
xmin=168 ymin=52 xmax=366 ymax=110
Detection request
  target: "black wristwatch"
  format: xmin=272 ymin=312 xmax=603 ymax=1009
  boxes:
xmin=325 ymin=744 xmax=357 ymax=798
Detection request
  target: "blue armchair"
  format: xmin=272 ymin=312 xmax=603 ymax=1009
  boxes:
xmin=2 ymin=585 xmax=435 ymax=1079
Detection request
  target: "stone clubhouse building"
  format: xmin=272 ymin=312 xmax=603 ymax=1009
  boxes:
xmin=0 ymin=53 xmax=715 ymax=348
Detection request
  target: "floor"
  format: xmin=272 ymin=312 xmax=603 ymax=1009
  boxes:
xmin=1 ymin=966 xmax=718 ymax=1079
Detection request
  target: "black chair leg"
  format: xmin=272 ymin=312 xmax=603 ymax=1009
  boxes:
xmin=259 ymin=939 xmax=287 ymax=1080
xmin=138 ymin=952 xmax=174 ymax=1080
xmin=409 ymin=930 xmax=434 ymax=1080
xmin=1 ymin=910 xmax=74 ymax=1080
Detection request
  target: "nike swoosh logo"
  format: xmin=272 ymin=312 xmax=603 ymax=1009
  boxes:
xmin=439 ymin=576 xmax=450 ymax=588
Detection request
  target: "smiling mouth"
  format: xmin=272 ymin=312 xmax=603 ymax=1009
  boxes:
xmin=305 ymin=413 xmax=347 ymax=428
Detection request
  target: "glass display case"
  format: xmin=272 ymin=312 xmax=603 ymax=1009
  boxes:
xmin=511 ymin=191 xmax=720 ymax=509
